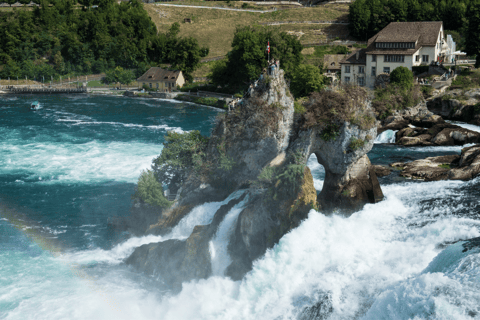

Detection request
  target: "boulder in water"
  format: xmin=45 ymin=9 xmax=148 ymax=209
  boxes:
xmin=391 ymin=144 xmax=480 ymax=181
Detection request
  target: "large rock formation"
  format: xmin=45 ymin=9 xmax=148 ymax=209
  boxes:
xmin=126 ymin=69 xmax=384 ymax=288
xmin=427 ymin=89 xmax=480 ymax=126
xmin=391 ymin=144 xmax=480 ymax=181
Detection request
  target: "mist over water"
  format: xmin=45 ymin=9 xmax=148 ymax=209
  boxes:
xmin=1 ymin=95 xmax=479 ymax=319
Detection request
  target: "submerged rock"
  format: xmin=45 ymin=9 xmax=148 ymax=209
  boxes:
xmin=391 ymin=144 xmax=480 ymax=181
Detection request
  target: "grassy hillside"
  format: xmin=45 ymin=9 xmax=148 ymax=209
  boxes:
xmin=143 ymin=1 xmax=349 ymax=58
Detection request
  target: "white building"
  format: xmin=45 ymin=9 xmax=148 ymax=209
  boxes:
xmin=341 ymin=21 xmax=451 ymax=88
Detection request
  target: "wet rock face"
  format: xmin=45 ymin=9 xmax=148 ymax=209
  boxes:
xmin=395 ymin=123 xmax=480 ymax=146
xmin=427 ymin=89 xmax=480 ymax=126
xmin=391 ymin=144 xmax=480 ymax=181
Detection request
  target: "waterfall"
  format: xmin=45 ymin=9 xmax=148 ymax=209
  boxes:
xmin=374 ymin=130 xmax=397 ymax=144
xmin=209 ymin=195 xmax=250 ymax=276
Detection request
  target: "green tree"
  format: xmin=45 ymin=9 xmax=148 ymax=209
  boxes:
xmin=210 ymin=26 xmax=302 ymax=91
xmin=152 ymin=131 xmax=209 ymax=185
xmin=289 ymin=64 xmax=326 ymax=98
xmin=390 ymin=66 xmax=413 ymax=88
xmin=133 ymin=170 xmax=171 ymax=208
xmin=349 ymin=0 xmax=371 ymax=39
xmin=465 ymin=0 xmax=480 ymax=66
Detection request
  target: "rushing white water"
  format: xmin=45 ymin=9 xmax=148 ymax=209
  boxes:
xmin=0 ymin=138 xmax=162 ymax=184
xmin=58 ymin=190 xmax=247 ymax=266
xmin=374 ymin=129 xmax=397 ymax=144
xmin=447 ymin=120 xmax=480 ymax=133
xmin=148 ymin=179 xmax=480 ymax=320
xmin=209 ymin=195 xmax=250 ymax=276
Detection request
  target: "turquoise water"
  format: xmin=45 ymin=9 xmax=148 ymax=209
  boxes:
xmin=1 ymin=95 xmax=480 ymax=319
xmin=0 ymin=95 xmax=221 ymax=319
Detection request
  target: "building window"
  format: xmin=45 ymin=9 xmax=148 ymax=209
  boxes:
xmin=422 ymin=55 xmax=429 ymax=63
xmin=149 ymin=83 xmax=152 ymax=88
xmin=376 ymin=42 xmax=415 ymax=49
xmin=416 ymin=55 xmax=420 ymax=62
xmin=358 ymin=66 xmax=365 ymax=74
xmin=384 ymin=55 xmax=405 ymax=62
xmin=358 ymin=77 xmax=365 ymax=86
xmin=372 ymin=55 xmax=376 ymax=62
xmin=345 ymin=66 xmax=350 ymax=73
xmin=344 ymin=77 xmax=350 ymax=83
xmin=371 ymin=67 xmax=376 ymax=76
xmin=156 ymin=83 xmax=159 ymax=89
xmin=383 ymin=67 xmax=390 ymax=74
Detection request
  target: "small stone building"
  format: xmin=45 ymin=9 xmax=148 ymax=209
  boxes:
xmin=137 ymin=67 xmax=185 ymax=92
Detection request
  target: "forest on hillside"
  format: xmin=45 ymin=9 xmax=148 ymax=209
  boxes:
xmin=349 ymin=0 xmax=480 ymax=57
xmin=0 ymin=0 xmax=208 ymax=81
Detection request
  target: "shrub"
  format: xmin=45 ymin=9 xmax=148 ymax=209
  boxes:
xmin=152 ymin=131 xmax=209 ymax=185
xmin=302 ymin=85 xmax=374 ymax=134
xmin=390 ymin=66 xmax=414 ymax=89
xmin=289 ymin=64 xmax=326 ymax=98
xmin=133 ymin=170 xmax=172 ymax=208
xmin=294 ymin=100 xmax=306 ymax=114
xmin=348 ymin=137 xmax=366 ymax=151
xmin=372 ymin=84 xmax=423 ymax=119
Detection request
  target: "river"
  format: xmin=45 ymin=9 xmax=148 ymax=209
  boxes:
xmin=1 ymin=95 xmax=479 ymax=319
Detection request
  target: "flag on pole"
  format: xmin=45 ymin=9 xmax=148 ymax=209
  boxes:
xmin=266 ymin=41 xmax=270 ymax=53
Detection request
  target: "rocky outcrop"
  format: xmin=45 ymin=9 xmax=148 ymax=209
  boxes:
xmin=391 ymin=144 xmax=480 ymax=181
xmin=126 ymin=69 xmax=384 ymax=287
xmin=427 ymin=89 xmax=480 ymax=126
xmin=372 ymin=165 xmax=392 ymax=177
xmin=378 ymin=100 xmax=445 ymax=134
xmin=395 ymin=123 xmax=480 ymax=146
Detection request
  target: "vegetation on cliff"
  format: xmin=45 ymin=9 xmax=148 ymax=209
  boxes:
xmin=301 ymin=86 xmax=375 ymax=139
xmin=152 ymin=131 xmax=209 ymax=185
xmin=133 ymin=170 xmax=172 ymax=208
xmin=373 ymin=84 xmax=423 ymax=119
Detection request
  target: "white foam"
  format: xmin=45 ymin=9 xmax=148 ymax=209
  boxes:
xmin=0 ymin=140 xmax=162 ymax=183
xmin=447 ymin=120 xmax=480 ymax=133
xmin=374 ymin=129 xmax=397 ymax=144
xmin=209 ymin=195 xmax=249 ymax=276
xmin=56 ymin=119 xmax=185 ymax=133
xmin=145 ymin=179 xmax=480 ymax=320
xmin=59 ymin=191 xmax=247 ymax=266
xmin=393 ymin=144 xmax=475 ymax=153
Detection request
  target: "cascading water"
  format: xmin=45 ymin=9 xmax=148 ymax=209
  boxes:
xmin=1 ymin=95 xmax=479 ymax=320
xmin=374 ymin=129 xmax=397 ymax=144
xmin=209 ymin=195 xmax=249 ymax=276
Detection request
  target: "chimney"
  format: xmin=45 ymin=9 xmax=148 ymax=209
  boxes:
xmin=356 ymin=51 xmax=360 ymax=61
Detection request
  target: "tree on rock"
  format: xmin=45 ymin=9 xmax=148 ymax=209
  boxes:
xmin=210 ymin=26 xmax=302 ymax=91
xmin=289 ymin=64 xmax=326 ymax=98
xmin=390 ymin=66 xmax=413 ymax=89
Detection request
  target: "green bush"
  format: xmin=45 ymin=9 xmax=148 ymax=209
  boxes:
xmin=390 ymin=66 xmax=414 ymax=89
xmin=289 ymin=64 xmax=326 ymax=98
xmin=373 ymin=84 xmax=423 ymax=119
xmin=319 ymin=122 xmax=340 ymax=141
xmin=152 ymin=131 xmax=209 ymax=185
xmin=348 ymin=137 xmax=366 ymax=151
xmin=294 ymin=100 xmax=306 ymax=114
xmin=133 ymin=170 xmax=172 ymax=208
